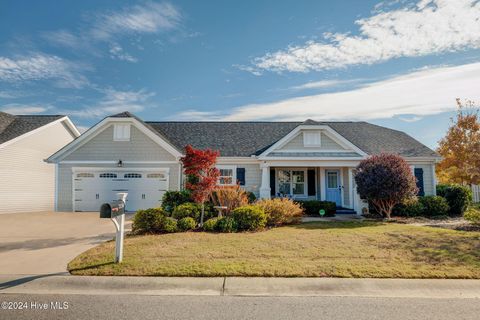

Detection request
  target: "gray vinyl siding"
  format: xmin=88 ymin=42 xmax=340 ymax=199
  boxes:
xmin=0 ymin=121 xmax=76 ymax=213
xmin=57 ymin=162 xmax=181 ymax=212
xmin=409 ymin=162 xmax=435 ymax=196
xmin=279 ymin=131 xmax=347 ymax=151
xmin=63 ymin=124 xmax=176 ymax=161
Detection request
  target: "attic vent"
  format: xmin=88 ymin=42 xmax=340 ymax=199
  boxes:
xmin=113 ymin=124 xmax=131 ymax=141
xmin=303 ymin=131 xmax=321 ymax=147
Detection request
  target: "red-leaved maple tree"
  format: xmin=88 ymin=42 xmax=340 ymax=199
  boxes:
xmin=180 ymin=145 xmax=220 ymax=225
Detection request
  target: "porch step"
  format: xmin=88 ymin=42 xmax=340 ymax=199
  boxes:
xmin=336 ymin=208 xmax=357 ymax=215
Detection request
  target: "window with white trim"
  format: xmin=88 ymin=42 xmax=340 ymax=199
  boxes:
xmin=124 ymin=173 xmax=142 ymax=178
xmin=99 ymin=173 xmax=117 ymax=178
xmin=303 ymin=131 xmax=321 ymax=147
xmin=147 ymin=173 xmax=166 ymax=179
xmin=113 ymin=124 xmax=131 ymax=141
xmin=217 ymin=165 xmax=236 ymax=185
xmin=277 ymin=169 xmax=307 ymax=197
xmin=77 ymin=173 xmax=94 ymax=178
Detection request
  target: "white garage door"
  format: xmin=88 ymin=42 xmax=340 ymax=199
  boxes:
xmin=73 ymin=170 xmax=169 ymax=212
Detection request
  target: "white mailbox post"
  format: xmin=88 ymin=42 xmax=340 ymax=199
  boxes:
xmin=100 ymin=192 xmax=127 ymax=263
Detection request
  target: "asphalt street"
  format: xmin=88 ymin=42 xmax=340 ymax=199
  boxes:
xmin=0 ymin=294 xmax=478 ymax=320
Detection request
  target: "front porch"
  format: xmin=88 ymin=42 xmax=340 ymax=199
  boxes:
xmin=259 ymin=165 xmax=366 ymax=214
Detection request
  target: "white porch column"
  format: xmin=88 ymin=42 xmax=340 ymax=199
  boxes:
xmin=259 ymin=163 xmax=271 ymax=199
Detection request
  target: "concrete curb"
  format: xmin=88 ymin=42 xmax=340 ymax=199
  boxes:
xmin=1 ymin=275 xmax=479 ymax=298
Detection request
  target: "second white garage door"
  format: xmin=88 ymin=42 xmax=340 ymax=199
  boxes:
xmin=73 ymin=169 xmax=169 ymax=212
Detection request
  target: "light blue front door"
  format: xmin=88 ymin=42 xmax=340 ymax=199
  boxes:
xmin=325 ymin=170 xmax=341 ymax=206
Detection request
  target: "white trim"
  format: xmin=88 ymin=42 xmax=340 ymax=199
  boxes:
xmin=0 ymin=116 xmax=80 ymax=150
xmin=259 ymin=156 xmax=366 ymax=161
xmin=59 ymin=160 xmax=179 ymax=164
xmin=217 ymin=157 xmax=260 ymax=164
xmin=271 ymin=149 xmax=357 ymax=153
xmin=54 ymin=163 xmax=59 ymax=212
xmin=320 ymin=169 xmax=326 ymax=200
xmin=265 ymin=160 xmax=363 ymax=167
xmin=72 ymin=167 xmax=170 ymax=172
xmin=348 ymin=168 xmax=354 ymax=210
xmin=217 ymin=165 xmax=237 ymax=186
xmin=47 ymin=117 xmax=182 ymax=162
xmin=432 ymin=163 xmax=437 ymax=195
xmin=258 ymin=125 xmax=368 ymax=158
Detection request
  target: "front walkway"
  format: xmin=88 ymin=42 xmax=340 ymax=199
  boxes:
xmin=0 ymin=211 xmax=132 ymax=275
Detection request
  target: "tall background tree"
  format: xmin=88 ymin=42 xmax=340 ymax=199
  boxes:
xmin=180 ymin=145 xmax=220 ymax=226
xmin=437 ymin=99 xmax=480 ymax=185
xmin=355 ymin=153 xmax=418 ymax=219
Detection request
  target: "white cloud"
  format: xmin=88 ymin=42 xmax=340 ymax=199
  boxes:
xmin=289 ymin=79 xmax=364 ymax=90
xmin=177 ymin=62 xmax=480 ymax=121
xmin=109 ymin=44 xmax=138 ymax=63
xmin=42 ymin=30 xmax=85 ymax=50
xmin=1 ymin=104 xmax=50 ymax=114
xmin=0 ymin=53 xmax=90 ymax=88
xmin=249 ymin=0 xmax=480 ymax=73
xmin=69 ymin=89 xmax=155 ymax=118
xmin=91 ymin=1 xmax=181 ymax=40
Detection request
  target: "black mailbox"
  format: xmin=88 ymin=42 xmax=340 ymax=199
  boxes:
xmin=100 ymin=200 xmax=125 ymax=218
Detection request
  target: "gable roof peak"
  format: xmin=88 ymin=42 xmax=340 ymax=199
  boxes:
xmin=302 ymin=119 xmax=320 ymax=125
xmin=110 ymin=111 xmax=136 ymax=118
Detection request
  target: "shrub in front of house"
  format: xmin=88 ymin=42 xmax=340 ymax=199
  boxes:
xmin=392 ymin=198 xmax=424 ymax=217
xmin=296 ymin=200 xmax=336 ymax=217
xmin=177 ymin=217 xmax=197 ymax=231
xmin=202 ymin=217 xmax=220 ymax=232
xmin=246 ymin=191 xmax=257 ymax=203
xmin=172 ymin=202 xmax=202 ymax=221
xmin=355 ymin=153 xmax=418 ymax=219
xmin=161 ymin=217 xmax=178 ymax=233
xmin=418 ymin=196 xmax=450 ymax=217
xmin=232 ymin=205 xmax=267 ymax=231
xmin=215 ymin=216 xmax=238 ymax=233
xmin=132 ymin=208 xmax=166 ymax=234
xmin=161 ymin=190 xmax=192 ymax=213
xmin=256 ymin=198 xmax=303 ymax=226
xmin=464 ymin=207 xmax=480 ymax=225
xmin=436 ymin=184 xmax=472 ymax=216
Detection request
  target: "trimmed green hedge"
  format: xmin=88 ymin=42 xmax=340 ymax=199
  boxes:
xmin=296 ymin=200 xmax=336 ymax=217
xmin=232 ymin=205 xmax=267 ymax=231
xmin=436 ymin=184 xmax=472 ymax=216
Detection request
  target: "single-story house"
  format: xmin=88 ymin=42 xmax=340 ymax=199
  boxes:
xmin=0 ymin=111 xmax=79 ymax=214
xmin=46 ymin=112 xmax=440 ymax=214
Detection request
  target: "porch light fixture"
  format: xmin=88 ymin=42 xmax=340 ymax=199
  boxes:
xmin=117 ymin=159 xmax=123 ymax=168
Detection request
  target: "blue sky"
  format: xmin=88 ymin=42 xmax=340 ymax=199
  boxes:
xmin=1 ymin=0 xmax=480 ymax=148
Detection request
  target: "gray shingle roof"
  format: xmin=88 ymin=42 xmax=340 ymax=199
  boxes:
xmin=110 ymin=112 xmax=438 ymax=158
xmin=0 ymin=112 xmax=65 ymax=145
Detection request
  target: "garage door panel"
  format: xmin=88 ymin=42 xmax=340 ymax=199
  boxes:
xmin=74 ymin=170 xmax=169 ymax=212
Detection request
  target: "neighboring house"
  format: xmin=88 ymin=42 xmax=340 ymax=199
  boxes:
xmin=0 ymin=112 xmax=80 ymax=214
xmin=46 ymin=112 xmax=440 ymax=214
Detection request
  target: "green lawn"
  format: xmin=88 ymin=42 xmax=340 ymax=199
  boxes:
xmin=68 ymin=221 xmax=480 ymax=278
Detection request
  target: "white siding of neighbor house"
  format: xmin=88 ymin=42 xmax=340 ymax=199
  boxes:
xmin=342 ymin=167 xmax=350 ymax=207
xmin=0 ymin=121 xmax=76 ymax=214
xmin=278 ymin=130 xmax=347 ymax=151
xmin=241 ymin=163 xmax=261 ymax=195
xmin=63 ymin=124 xmax=176 ymax=161
xmin=57 ymin=163 xmax=181 ymax=212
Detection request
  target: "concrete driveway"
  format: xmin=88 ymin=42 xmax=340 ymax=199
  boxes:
xmin=0 ymin=211 xmax=132 ymax=275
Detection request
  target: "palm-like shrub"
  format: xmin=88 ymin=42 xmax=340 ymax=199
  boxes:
xmin=355 ymin=153 xmax=418 ymax=219
xmin=210 ymin=185 xmax=249 ymax=216
xmin=256 ymin=198 xmax=303 ymax=226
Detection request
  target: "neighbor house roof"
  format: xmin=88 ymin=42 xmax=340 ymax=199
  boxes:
xmin=109 ymin=112 xmax=438 ymax=158
xmin=0 ymin=112 xmax=66 ymax=145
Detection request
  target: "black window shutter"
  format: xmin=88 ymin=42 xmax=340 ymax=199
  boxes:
xmin=414 ymin=168 xmax=425 ymax=196
xmin=307 ymin=169 xmax=316 ymax=196
xmin=270 ymin=169 xmax=276 ymax=196
xmin=236 ymin=168 xmax=246 ymax=186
